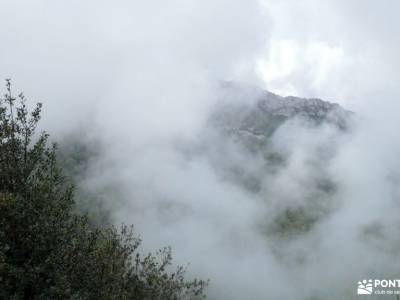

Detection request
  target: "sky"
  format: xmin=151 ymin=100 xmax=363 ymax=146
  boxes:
xmin=1 ymin=0 xmax=400 ymax=122
xmin=1 ymin=1 xmax=400 ymax=299
xmin=261 ymin=1 xmax=400 ymax=110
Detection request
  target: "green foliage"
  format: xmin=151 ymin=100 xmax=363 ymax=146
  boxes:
xmin=57 ymin=134 xmax=113 ymax=226
xmin=269 ymin=207 xmax=318 ymax=238
xmin=0 ymin=80 xmax=207 ymax=299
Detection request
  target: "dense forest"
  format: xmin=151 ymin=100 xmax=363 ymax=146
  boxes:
xmin=0 ymin=80 xmax=207 ymax=299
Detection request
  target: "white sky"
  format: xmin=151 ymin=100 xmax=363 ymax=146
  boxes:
xmin=259 ymin=0 xmax=400 ymax=112
xmin=1 ymin=0 xmax=399 ymax=119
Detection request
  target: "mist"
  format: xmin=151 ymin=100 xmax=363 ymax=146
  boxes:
xmin=1 ymin=0 xmax=400 ymax=299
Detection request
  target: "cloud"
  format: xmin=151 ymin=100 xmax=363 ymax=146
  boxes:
xmin=261 ymin=0 xmax=400 ymax=111
xmin=2 ymin=1 xmax=400 ymax=299
xmin=0 ymin=0 xmax=269 ymax=136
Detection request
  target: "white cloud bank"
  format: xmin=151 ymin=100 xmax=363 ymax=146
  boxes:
xmin=2 ymin=1 xmax=400 ymax=299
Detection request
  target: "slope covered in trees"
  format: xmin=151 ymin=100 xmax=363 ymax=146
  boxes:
xmin=0 ymin=80 xmax=207 ymax=299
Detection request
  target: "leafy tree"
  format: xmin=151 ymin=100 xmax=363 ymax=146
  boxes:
xmin=0 ymin=80 xmax=207 ymax=300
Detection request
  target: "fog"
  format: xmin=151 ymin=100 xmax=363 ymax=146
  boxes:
xmin=1 ymin=0 xmax=400 ymax=299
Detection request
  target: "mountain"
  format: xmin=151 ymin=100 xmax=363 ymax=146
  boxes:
xmin=185 ymin=85 xmax=354 ymax=240
xmin=210 ymin=84 xmax=352 ymax=144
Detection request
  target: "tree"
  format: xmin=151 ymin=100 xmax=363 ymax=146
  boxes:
xmin=0 ymin=80 xmax=207 ymax=300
